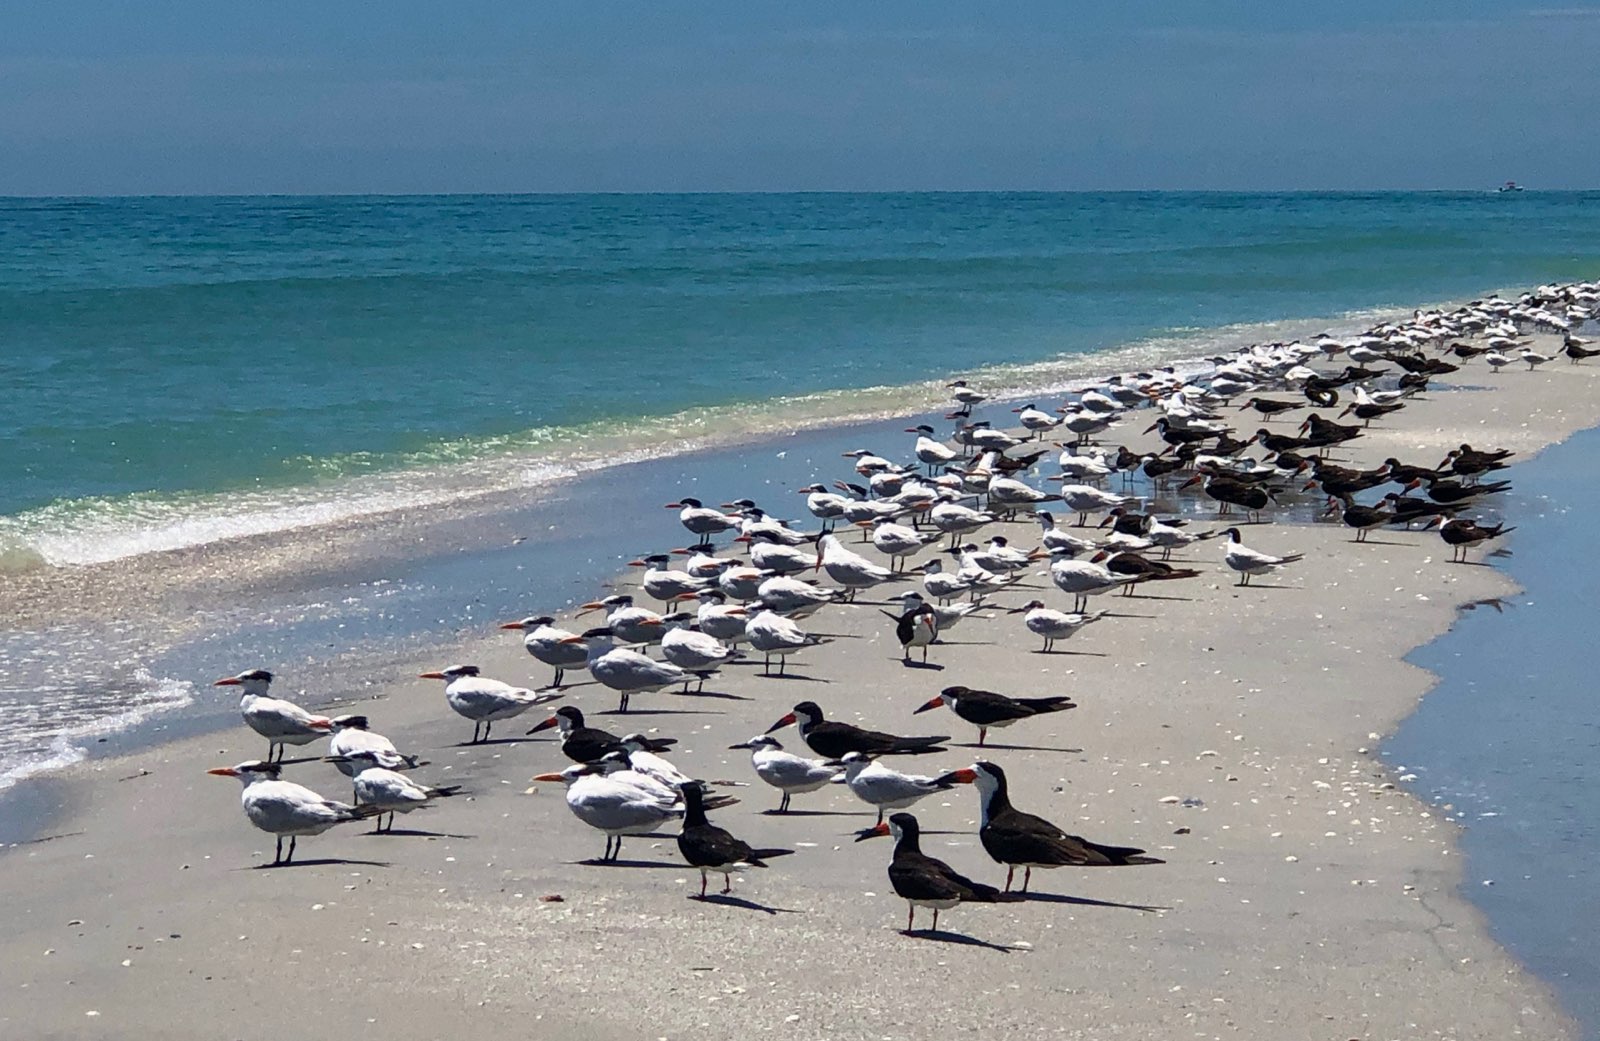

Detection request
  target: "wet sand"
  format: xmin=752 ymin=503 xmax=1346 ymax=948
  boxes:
xmin=2 ymin=342 xmax=1595 ymax=1040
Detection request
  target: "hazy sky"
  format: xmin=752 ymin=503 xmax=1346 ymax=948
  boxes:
xmin=4 ymin=3 xmax=1598 ymax=195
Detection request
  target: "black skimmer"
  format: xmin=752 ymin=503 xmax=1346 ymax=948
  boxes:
xmin=1432 ymin=517 xmax=1516 ymax=562
xmin=1337 ymin=401 xmax=1405 ymax=427
xmin=1178 ymin=474 xmax=1276 ymax=523
xmin=676 ymin=781 xmax=793 ymax=896
xmin=856 ymin=812 xmax=1002 ymax=933
xmin=766 ymin=701 xmax=948 ymax=759
xmin=1421 ymin=478 xmax=1512 ymax=505
xmin=915 ymin=685 xmax=1076 ymax=746
xmin=1088 ymin=549 xmax=1203 ymax=593
xmin=526 ymin=705 xmax=677 ymax=763
xmin=1237 ymin=397 xmax=1305 ymax=419
xmin=1329 ymin=501 xmax=1399 ymax=542
xmin=938 ymin=761 xmax=1161 ymax=892
xmin=890 ymin=597 xmax=939 ymax=664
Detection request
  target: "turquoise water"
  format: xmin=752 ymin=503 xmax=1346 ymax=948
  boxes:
xmin=4 ymin=191 xmax=1600 ymax=565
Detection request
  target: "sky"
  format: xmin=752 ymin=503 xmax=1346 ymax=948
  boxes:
xmin=3 ymin=2 xmax=1599 ymax=195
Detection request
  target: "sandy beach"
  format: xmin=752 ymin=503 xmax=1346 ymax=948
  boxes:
xmin=2 ymin=334 xmax=1596 ymax=1041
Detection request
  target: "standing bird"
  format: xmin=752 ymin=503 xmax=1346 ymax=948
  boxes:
xmin=744 ymin=610 xmax=831 ymax=676
xmin=531 ymin=762 xmax=680 ymax=863
xmin=566 ymin=627 xmax=710 ymax=713
xmin=327 ymin=715 xmax=420 ymax=798
xmin=1219 ymin=527 xmax=1303 ymax=586
xmin=838 ymin=752 xmax=953 ymax=824
xmin=939 ymin=761 xmax=1161 ymax=892
xmin=914 ymin=685 xmax=1076 ymax=747
xmin=1008 ymin=600 xmax=1108 ymax=653
xmin=856 ymin=812 xmax=1002 ymax=934
xmin=867 ymin=517 xmax=942 ymax=572
xmin=728 ymin=735 xmax=843 ymax=813
xmin=526 ymin=705 xmax=677 ymax=763
xmin=333 ymin=750 xmax=463 ymax=833
xmin=207 ymin=760 xmax=379 ymax=866
xmin=907 ymin=424 xmax=959 ymax=474
xmin=418 ymin=664 xmax=563 ymax=743
xmin=815 ymin=532 xmax=896 ymax=599
xmin=658 ymin=625 xmax=738 ymax=691
xmin=1047 ymin=554 xmax=1139 ymax=611
xmin=499 ymin=616 xmax=589 ymax=687
xmin=215 ymin=669 xmax=333 ymax=764
xmin=676 ymin=781 xmax=794 ymax=897
xmin=1432 ymin=517 xmax=1516 ymax=563
xmin=766 ymin=701 xmax=948 ymax=758
xmin=889 ymin=596 xmax=940 ymax=664
xmin=665 ymin=497 xmax=742 ymax=547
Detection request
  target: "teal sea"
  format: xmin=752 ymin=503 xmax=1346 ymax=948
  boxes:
xmin=4 ymin=191 xmax=1600 ymax=567
xmin=2 ymin=192 xmax=1599 ymax=1034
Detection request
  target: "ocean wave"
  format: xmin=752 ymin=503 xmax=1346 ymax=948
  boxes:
xmin=0 ymin=304 xmax=1413 ymax=569
xmin=0 ymin=669 xmax=195 ymax=792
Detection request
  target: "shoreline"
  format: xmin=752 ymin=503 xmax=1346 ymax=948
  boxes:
xmin=1 ymin=319 xmax=1594 ymax=1037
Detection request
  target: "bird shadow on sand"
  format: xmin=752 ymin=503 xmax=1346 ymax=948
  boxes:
xmin=536 ymin=679 xmax=601 ymax=694
xmin=689 ymin=893 xmax=801 ymax=915
xmin=1349 ymin=538 xmax=1413 ymax=546
xmin=361 ymin=828 xmax=476 ymax=840
xmin=925 ymin=639 xmax=992 ymax=647
xmin=1031 ymin=648 xmax=1108 ymax=657
xmin=1123 ymin=592 xmax=1194 ymax=602
xmin=755 ymin=672 xmax=831 ymax=683
xmin=1016 ymin=891 xmax=1168 ymax=913
xmin=898 ymin=660 xmax=946 ymax=671
xmin=670 ymin=689 xmax=753 ymax=701
xmin=902 ymin=928 xmax=1026 ymax=952
xmin=573 ymin=858 xmax=680 ymax=869
xmin=250 ymin=857 xmax=392 ymax=871
xmin=760 ymin=808 xmax=860 ymax=817
xmin=956 ymin=742 xmax=1083 ymax=753
xmin=595 ymin=707 xmax=721 ymax=717
xmin=1233 ymin=583 xmax=1302 ymax=591
xmin=455 ymin=736 xmax=537 ymax=748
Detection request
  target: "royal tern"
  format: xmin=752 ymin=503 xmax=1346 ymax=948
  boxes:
xmin=1012 ymin=403 xmax=1063 ymax=437
xmin=918 ymin=558 xmax=972 ymax=604
xmin=868 ymin=517 xmax=941 ymax=571
xmin=629 ymin=554 xmax=709 ymax=604
xmin=214 ymin=670 xmax=333 ymax=763
xmin=1219 ymin=527 xmax=1303 ymax=586
xmin=531 ymin=762 xmax=679 ymax=862
xmin=815 ymin=532 xmax=895 ymax=598
xmin=1050 ymin=483 xmax=1140 ymax=527
xmin=914 ymin=685 xmax=1076 ymax=746
xmin=499 ymin=615 xmax=589 ymax=687
xmin=327 ymin=715 xmax=420 ymax=796
xmin=744 ymin=609 xmax=831 ymax=676
xmin=928 ymin=499 xmax=996 ymax=549
xmin=659 ymin=624 xmax=739 ymax=689
xmin=755 ymin=575 xmax=844 ymax=618
xmin=417 ymin=664 xmax=563 ymax=743
xmin=907 ymin=424 xmax=958 ymax=474
xmin=680 ymin=588 xmax=752 ymax=642
xmin=676 ymin=781 xmax=793 ymax=897
xmin=939 ymin=761 xmax=1161 ymax=892
xmin=743 ymin=530 xmax=817 ymax=575
xmin=838 ymin=752 xmax=953 ymax=824
xmin=207 ymin=760 xmax=379 ymax=865
xmin=797 ymin=483 xmax=851 ymax=531
xmin=856 ymin=812 xmax=1002 ymax=933
xmin=576 ymin=594 xmax=674 ymax=646
xmin=1046 ymin=554 xmax=1138 ymax=611
xmin=1035 ymin=511 xmax=1096 ymax=557
xmin=665 ymin=497 xmax=742 ymax=547
xmin=728 ymin=735 xmax=842 ymax=813
xmin=331 ymin=750 xmax=463 ymax=833
xmin=566 ymin=626 xmax=708 ymax=712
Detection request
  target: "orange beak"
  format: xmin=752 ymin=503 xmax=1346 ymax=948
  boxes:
xmin=913 ymin=696 xmax=943 ymax=715
xmin=498 ymin=622 xmax=525 ymax=630
xmin=527 ymin=716 xmax=559 ymax=734
xmin=530 ymin=772 xmax=566 ymax=783
xmin=206 ymin=767 xmax=239 ymax=777
xmin=764 ymin=712 xmax=797 ymax=734
xmin=212 ymin=677 xmax=241 ymax=687
xmin=418 ymin=671 xmax=447 ymax=680
xmin=576 ymin=601 xmax=606 ymax=616
xmin=854 ymin=820 xmax=891 ymax=842
xmin=941 ymin=768 xmax=978 ymax=784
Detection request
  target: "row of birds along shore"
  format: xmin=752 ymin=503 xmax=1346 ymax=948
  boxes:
xmin=207 ymin=281 xmax=1596 ymax=934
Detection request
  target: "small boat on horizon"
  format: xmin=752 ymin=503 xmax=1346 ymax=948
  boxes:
xmin=1498 ymin=180 xmax=1525 ymax=192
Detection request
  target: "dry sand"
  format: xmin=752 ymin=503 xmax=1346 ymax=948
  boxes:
xmin=2 ymin=342 xmax=1596 ymax=1041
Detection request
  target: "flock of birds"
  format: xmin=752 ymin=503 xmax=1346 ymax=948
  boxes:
xmin=206 ymin=281 xmax=1597 ymax=934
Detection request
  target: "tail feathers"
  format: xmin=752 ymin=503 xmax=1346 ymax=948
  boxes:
xmin=1276 ymin=553 xmax=1305 ymax=565
xmin=346 ymin=804 xmax=385 ymax=821
xmin=746 ymin=847 xmax=795 ymax=865
xmin=702 ymin=795 xmax=742 ymax=811
xmin=889 ymin=736 xmax=950 ymax=754
xmin=428 ymin=785 xmax=465 ymax=799
xmin=1151 ymin=568 xmax=1203 ymax=580
xmin=1084 ymin=839 xmax=1164 ymax=866
xmin=1016 ymin=696 xmax=1077 ymax=714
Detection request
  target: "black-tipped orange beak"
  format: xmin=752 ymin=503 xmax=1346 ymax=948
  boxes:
xmin=765 ymin=712 xmax=797 ymax=734
xmin=854 ymin=821 xmax=891 ymax=842
xmin=936 ymin=768 xmax=977 ymax=785
xmin=527 ymin=716 xmax=559 ymax=735
xmin=913 ymin=696 xmax=943 ymax=715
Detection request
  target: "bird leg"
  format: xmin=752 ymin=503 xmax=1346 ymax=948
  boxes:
xmin=285 ymin=836 xmax=297 ymax=864
xmin=1004 ymin=865 xmax=1015 ymax=892
xmin=722 ymin=874 xmax=733 ymax=895
xmin=779 ymin=792 xmax=790 ymax=813
xmin=906 ymin=903 xmax=915 ymax=933
xmin=1022 ymin=866 xmax=1032 ymax=893
xmin=483 ymin=721 xmax=493 ymax=741
xmin=699 ymin=870 xmax=709 ymax=898
xmin=274 ymin=836 xmax=285 ymax=865
xmin=979 ymin=728 xmax=987 ymax=747
xmin=931 ymin=908 xmax=940 ymax=932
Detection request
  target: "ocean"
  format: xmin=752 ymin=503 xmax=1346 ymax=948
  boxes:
xmin=1 ymin=191 xmax=1598 ymax=1030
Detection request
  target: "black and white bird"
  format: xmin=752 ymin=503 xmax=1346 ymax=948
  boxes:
xmin=675 ymin=781 xmax=794 ymax=897
xmin=207 ymin=760 xmax=379 ymax=865
xmin=856 ymin=811 xmax=1002 ymax=933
